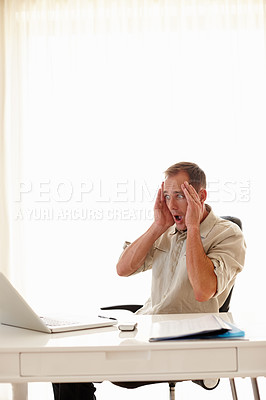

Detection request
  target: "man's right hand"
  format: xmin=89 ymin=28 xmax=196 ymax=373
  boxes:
xmin=153 ymin=182 xmax=175 ymax=232
xmin=116 ymin=183 xmax=174 ymax=277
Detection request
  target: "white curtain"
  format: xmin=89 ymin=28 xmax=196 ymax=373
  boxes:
xmin=1 ymin=0 xmax=266 ymax=319
xmin=0 ymin=1 xmax=9 ymax=277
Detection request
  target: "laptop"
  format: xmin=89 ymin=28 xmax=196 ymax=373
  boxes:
xmin=0 ymin=272 xmax=117 ymax=333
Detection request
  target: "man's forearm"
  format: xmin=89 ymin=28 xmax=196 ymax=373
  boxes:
xmin=116 ymin=223 xmax=165 ymax=277
xmin=186 ymin=226 xmax=217 ymax=302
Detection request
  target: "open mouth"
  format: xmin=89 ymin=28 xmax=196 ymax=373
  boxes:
xmin=174 ymin=215 xmax=183 ymax=222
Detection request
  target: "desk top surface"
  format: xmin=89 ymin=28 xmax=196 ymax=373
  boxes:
xmin=0 ymin=312 xmax=265 ymax=353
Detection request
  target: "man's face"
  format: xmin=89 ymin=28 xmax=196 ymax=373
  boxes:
xmin=163 ymin=171 xmax=190 ymax=231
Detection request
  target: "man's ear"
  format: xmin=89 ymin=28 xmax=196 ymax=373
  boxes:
xmin=199 ymin=189 xmax=207 ymax=203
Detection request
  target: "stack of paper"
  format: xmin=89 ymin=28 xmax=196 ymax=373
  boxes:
xmin=149 ymin=315 xmax=245 ymax=342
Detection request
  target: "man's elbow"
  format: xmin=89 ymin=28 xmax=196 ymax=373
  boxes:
xmin=195 ymin=292 xmax=212 ymax=302
xmin=116 ymin=264 xmax=125 ymax=276
xmin=116 ymin=262 xmax=130 ymax=277
xmin=194 ymin=274 xmax=217 ymax=302
xmin=194 ymin=286 xmax=216 ymax=303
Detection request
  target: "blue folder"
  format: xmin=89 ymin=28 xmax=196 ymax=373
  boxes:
xmin=150 ymin=322 xmax=245 ymax=341
xmin=180 ymin=322 xmax=245 ymax=340
xmin=206 ymin=321 xmax=245 ymax=339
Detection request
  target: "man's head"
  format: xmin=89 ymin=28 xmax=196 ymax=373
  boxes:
xmin=163 ymin=162 xmax=207 ymax=230
xmin=164 ymin=162 xmax=206 ymax=191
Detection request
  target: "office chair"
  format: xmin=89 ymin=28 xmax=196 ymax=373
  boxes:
xmin=101 ymin=216 xmax=243 ymax=400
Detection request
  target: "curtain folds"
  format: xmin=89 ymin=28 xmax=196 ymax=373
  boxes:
xmin=0 ymin=0 xmax=9 ymax=277
xmin=0 ymin=6 xmax=266 ymax=400
xmin=0 ymin=0 xmax=266 ymax=304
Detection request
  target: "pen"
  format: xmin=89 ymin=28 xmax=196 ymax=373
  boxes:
xmin=98 ymin=315 xmax=117 ymax=321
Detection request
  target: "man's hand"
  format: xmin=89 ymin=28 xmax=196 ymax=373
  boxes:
xmin=154 ymin=182 xmax=174 ymax=231
xmin=181 ymin=181 xmax=216 ymax=302
xmin=117 ymin=182 xmax=174 ymax=277
xmin=182 ymin=181 xmax=204 ymax=228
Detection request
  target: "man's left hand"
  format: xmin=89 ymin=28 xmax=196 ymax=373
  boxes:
xmin=181 ymin=181 xmax=204 ymax=228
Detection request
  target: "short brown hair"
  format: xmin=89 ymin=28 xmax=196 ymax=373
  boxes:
xmin=164 ymin=162 xmax=206 ymax=191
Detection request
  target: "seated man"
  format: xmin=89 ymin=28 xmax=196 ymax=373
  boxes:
xmin=53 ymin=161 xmax=246 ymax=399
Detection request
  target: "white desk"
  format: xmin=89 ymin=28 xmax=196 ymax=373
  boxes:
xmin=0 ymin=312 xmax=265 ymax=400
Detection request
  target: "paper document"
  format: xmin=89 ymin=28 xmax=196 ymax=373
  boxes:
xmin=149 ymin=315 xmax=243 ymax=342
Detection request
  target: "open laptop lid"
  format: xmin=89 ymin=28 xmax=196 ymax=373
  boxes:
xmin=0 ymin=272 xmax=116 ymax=333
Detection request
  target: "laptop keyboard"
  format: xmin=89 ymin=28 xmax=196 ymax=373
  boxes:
xmin=40 ymin=317 xmax=78 ymax=327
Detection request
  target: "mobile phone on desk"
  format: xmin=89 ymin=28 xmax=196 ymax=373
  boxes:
xmin=118 ymin=322 xmax=138 ymax=331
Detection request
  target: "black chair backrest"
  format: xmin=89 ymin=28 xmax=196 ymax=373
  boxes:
xmin=220 ymin=216 xmax=242 ymax=230
xmin=219 ymin=287 xmax=233 ymax=313
xmin=218 ymin=216 xmax=242 ymax=313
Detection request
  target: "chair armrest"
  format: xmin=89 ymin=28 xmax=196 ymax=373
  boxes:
xmin=100 ymin=304 xmax=143 ymax=313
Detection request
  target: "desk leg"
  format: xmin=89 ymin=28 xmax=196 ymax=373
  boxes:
xmin=12 ymin=383 xmax=28 ymax=400
xmin=229 ymin=378 xmax=238 ymax=400
xmin=251 ymin=378 xmax=261 ymax=400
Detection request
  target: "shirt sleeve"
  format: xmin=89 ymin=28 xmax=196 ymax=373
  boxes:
xmin=207 ymin=224 xmax=246 ymax=297
xmin=121 ymin=241 xmax=155 ymax=275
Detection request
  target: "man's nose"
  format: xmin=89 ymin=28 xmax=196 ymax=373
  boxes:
xmin=168 ymin=197 xmax=177 ymax=210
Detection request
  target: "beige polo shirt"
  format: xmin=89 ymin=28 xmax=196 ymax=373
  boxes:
xmin=125 ymin=206 xmax=246 ymax=315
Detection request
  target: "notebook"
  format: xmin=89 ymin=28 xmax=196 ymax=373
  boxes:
xmin=0 ymin=272 xmax=117 ymax=333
